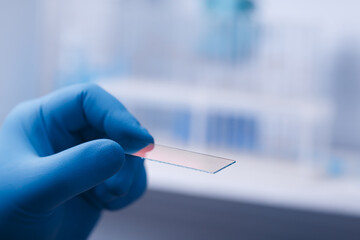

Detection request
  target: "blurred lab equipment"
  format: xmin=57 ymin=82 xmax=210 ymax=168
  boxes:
xmin=59 ymin=0 xmax=332 ymax=164
xmin=52 ymin=0 xmax=337 ymax=177
xmin=200 ymin=0 xmax=256 ymax=63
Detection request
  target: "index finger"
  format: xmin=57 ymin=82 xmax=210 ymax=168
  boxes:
xmin=40 ymin=83 xmax=153 ymax=153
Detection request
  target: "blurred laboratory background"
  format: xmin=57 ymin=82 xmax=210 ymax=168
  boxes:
xmin=2 ymin=0 xmax=360 ymax=239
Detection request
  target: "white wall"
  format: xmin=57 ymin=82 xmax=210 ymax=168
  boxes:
xmin=0 ymin=0 xmax=59 ymax=123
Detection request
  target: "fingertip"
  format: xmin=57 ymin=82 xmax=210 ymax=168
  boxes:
xmin=124 ymin=123 xmax=153 ymax=140
xmin=138 ymin=127 xmax=155 ymax=144
xmin=120 ymin=126 xmax=154 ymax=154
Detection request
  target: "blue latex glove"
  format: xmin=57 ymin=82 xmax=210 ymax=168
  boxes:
xmin=0 ymin=84 xmax=153 ymax=239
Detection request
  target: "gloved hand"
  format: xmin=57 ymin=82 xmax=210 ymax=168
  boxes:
xmin=0 ymin=84 xmax=153 ymax=240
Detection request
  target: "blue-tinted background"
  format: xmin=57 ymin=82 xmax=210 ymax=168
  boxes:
xmin=1 ymin=0 xmax=360 ymax=239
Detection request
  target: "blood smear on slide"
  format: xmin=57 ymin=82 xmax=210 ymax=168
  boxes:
xmin=130 ymin=144 xmax=236 ymax=174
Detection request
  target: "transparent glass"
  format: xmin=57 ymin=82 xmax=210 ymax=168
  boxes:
xmin=130 ymin=144 xmax=236 ymax=174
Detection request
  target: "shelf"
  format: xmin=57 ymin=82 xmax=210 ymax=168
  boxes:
xmin=98 ymin=77 xmax=332 ymax=122
xmin=95 ymin=78 xmax=359 ymax=216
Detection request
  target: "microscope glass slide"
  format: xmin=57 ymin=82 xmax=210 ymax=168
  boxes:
xmin=131 ymin=144 xmax=236 ymax=174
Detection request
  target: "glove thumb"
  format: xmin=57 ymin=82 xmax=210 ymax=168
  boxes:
xmin=28 ymin=139 xmax=124 ymax=211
